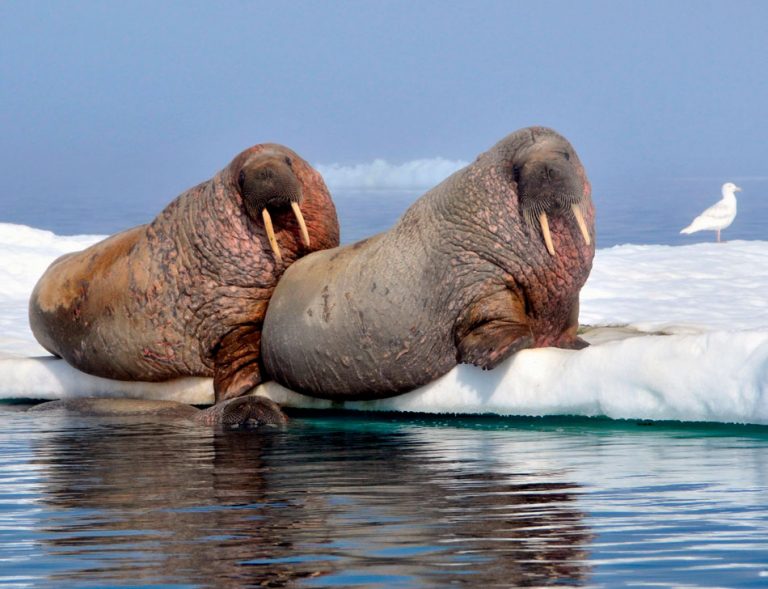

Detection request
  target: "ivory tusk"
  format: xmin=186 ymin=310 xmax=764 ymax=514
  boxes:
xmin=538 ymin=211 xmax=555 ymax=256
xmin=261 ymin=208 xmax=282 ymax=264
xmin=571 ymin=203 xmax=591 ymax=245
xmin=291 ymin=201 xmax=311 ymax=247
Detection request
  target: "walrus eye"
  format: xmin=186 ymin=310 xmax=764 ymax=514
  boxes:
xmin=511 ymin=165 xmax=521 ymax=184
xmin=284 ymin=156 xmax=293 ymax=167
xmin=238 ymin=170 xmax=246 ymax=191
xmin=562 ymin=151 xmax=570 ymax=161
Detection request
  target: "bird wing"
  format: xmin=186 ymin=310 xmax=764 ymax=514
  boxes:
xmin=681 ymin=198 xmax=736 ymax=233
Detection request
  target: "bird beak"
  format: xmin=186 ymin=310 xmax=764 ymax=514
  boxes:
xmin=735 ymin=185 xmax=743 ymax=192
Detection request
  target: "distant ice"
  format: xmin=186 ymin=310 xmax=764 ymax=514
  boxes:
xmin=0 ymin=223 xmax=104 ymax=357
xmin=316 ymin=158 xmax=468 ymax=191
xmin=581 ymin=241 xmax=768 ymax=332
xmin=1 ymin=222 xmax=767 ymax=425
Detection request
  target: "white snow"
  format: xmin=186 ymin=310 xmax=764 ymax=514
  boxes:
xmin=1 ymin=222 xmax=767 ymax=425
xmin=580 ymin=241 xmax=768 ymax=332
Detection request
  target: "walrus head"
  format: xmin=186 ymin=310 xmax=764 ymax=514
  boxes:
xmin=515 ymin=142 xmax=591 ymax=256
xmin=238 ymin=150 xmax=311 ymax=263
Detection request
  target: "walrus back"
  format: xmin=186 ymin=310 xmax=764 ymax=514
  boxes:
xmin=28 ymin=226 xmax=146 ymax=370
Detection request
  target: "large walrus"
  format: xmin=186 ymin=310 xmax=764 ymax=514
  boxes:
xmin=29 ymin=144 xmax=340 ymax=408
xmin=262 ymin=127 xmax=595 ymax=400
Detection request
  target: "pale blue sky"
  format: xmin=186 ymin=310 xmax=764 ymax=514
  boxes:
xmin=1 ymin=0 xmax=767 ymax=232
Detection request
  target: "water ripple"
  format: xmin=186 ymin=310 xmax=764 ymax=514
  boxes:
xmin=1 ymin=409 xmax=767 ymax=587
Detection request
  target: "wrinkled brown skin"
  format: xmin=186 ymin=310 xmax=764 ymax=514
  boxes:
xmin=28 ymin=395 xmax=288 ymax=428
xmin=29 ymin=144 xmax=339 ymax=405
xmin=262 ymin=127 xmax=595 ymax=400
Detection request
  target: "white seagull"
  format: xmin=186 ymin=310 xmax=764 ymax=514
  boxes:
xmin=680 ymin=182 xmax=742 ymax=242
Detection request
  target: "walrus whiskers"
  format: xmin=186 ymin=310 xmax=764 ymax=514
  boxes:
xmin=261 ymin=208 xmax=282 ymax=263
xmin=291 ymin=201 xmax=311 ymax=247
xmin=525 ymin=199 xmax=590 ymax=256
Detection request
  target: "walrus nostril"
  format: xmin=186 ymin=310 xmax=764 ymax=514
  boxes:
xmin=545 ymin=165 xmax=559 ymax=181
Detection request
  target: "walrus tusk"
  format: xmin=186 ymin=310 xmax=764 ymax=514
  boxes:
xmin=291 ymin=201 xmax=311 ymax=247
xmin=261 ymin=208 xmax=282 ymax=264
xmin=538 ymin=211 xmax=555 ymax=256
xmin=572 ymin=203 xmax=591 ymax=245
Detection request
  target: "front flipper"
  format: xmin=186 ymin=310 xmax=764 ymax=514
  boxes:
xmin=213 ymin=327 xmax=263 ymax=403
xmin=455 ymin=289 xmax=534 ymax=370
xmin=553 ymin=297 xmax=589 ymax=350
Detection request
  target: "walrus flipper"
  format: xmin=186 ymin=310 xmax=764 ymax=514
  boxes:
xmin=213 ymin=328 xmax=263 ymax=402
xmin=454 ymin=290 xmax=534 ymax=370
xmin=456 ymin=320 xmax=534 ymax=370
xmin=554 ymin=298 xmax=589 ymax=350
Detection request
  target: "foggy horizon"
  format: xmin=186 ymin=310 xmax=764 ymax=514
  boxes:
xmin=2 ymin=1 xmax=767 ymax=222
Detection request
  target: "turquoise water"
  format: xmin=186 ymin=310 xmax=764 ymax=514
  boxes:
xmin=2 ymin=406 xmax=767 ymax=588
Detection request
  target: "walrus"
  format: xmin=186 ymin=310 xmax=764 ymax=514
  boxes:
xmin=27 ymin=395 xmax=288 ymax=427
xmin=261 ymin=126 xmax=595 ymax=400
xmin=29 ymin=144 xmax=340 ymax=409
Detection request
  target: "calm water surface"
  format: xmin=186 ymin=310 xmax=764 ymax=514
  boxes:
xmin=1 ymin=407 xmax=767 ymax=588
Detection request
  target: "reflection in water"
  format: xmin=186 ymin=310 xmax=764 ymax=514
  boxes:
xmin=30 ymin=416 xmax=592 ymax=587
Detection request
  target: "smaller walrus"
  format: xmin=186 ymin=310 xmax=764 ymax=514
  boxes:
xmin=29 ymin=144 xmax=339 ymax=411
xmin=262 ymin=127 xmax=595 ymax=401
xmin=27 ymin=396 xmax=288 ymax=427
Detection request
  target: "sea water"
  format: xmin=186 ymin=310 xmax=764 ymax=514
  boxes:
xmin=1 ymin=175 xmax=768 ymax=587
xmin=1 ymin=409 xmax=767 ymax=588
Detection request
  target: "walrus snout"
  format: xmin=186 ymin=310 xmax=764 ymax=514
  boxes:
xmin=517 ymin=154 xmax=591 ymax=256
xmin=238 ymin=154 xmax=310 ymax=263
xmin=197 ymin=395 xmax=288 ymax=428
